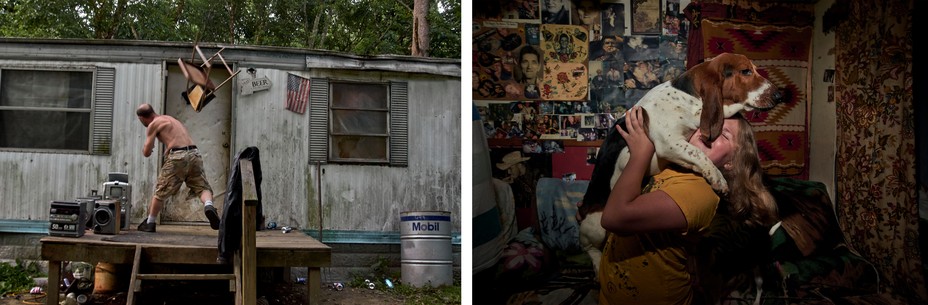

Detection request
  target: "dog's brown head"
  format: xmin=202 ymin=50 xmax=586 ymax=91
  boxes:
xmin=672 ymin=53 xmax=782 ymax=143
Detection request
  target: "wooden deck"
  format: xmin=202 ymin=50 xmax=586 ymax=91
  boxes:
xmin=40 ymin=225 xmax=331 ymax=305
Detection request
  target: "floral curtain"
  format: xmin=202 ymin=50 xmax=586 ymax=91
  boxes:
xmin=834 ymin=0 xmax=923 ymax=301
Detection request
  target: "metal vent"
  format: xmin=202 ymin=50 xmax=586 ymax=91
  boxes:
xmin=92 ymin=67 xmax=115 ymax=155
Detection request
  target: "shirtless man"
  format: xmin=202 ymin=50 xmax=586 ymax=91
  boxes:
xmin=136 ymin=103 xmax=219 ymax=232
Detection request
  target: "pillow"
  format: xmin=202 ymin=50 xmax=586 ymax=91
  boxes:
xmin=767 ymin=178 xmax=844 ymax=257
xmin=494 ymin=228 xmax=557 ymax=286
xmin=534 ymin=178 xmax=589 ymax=252
xmin=770 ymin=238 xmax=880 ymax=298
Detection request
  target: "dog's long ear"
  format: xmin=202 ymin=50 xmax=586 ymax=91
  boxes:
xmin=671 ymin=68 xmax=697 ymax=97
xmin=696 ymin=57 xmax=726 ymax=143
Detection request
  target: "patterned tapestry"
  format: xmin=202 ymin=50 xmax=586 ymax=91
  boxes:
xmin=699 ymin=18 xmax=812 ymax=178
xmin=835 ymin=0 xmax=923 ymax=301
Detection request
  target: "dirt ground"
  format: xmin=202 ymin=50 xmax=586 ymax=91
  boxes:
xmin=0 ymin=282 xmax=405 ymax=305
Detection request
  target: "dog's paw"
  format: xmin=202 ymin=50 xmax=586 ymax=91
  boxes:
xmin=704 ymin=170 xmax=729 ymax=194
xmin=708 ymin=177 xmax=729 ymax=194
xmin=587 ymin=248 xmax=603 ymax=282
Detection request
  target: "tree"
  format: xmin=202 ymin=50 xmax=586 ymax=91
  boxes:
xmin=412 ymin=0 xmax=429 ymax=57
xmin=428 ymin=0 xmax=460 ymax=58
xmin=0 ymin=0 xmax=460 ymax=59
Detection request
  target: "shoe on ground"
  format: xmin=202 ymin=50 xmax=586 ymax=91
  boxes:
xmin=137 ymin=221 xmax=156 ymax=233
xmin=205 ymin=205 xmax=220 ymax=230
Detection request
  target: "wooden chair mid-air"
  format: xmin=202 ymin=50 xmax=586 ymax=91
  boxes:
xmin=178 ymin=45 xmax=241 ymax=112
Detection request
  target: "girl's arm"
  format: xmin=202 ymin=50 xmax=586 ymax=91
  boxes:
xmin=600 ymin=106 xmax=687 ymax=234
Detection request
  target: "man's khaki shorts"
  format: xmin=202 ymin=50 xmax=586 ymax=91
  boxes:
xmin=154 ymin=150 xmax=213 ymax=200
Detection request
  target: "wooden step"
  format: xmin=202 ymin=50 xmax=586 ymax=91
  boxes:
xmin=136 ymin=274 xmax=236 ymax=280
xmin=126 ymin=244 xmax=240 ymax=305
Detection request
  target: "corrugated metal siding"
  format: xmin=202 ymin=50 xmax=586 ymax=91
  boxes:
xmin=312 ymin=79 xmax=461 ymax=232
xmin=0 ymin=49 xmax=460 ymax=235
xmin=233 ymin=70 xmax=312 ymax=228
xmin=0 ymin=60 xmax=163 ymax=221
xmin=233 ymin=71 xmax=461 ymax=232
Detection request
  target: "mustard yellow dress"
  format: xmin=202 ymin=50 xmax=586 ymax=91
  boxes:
xmin=598 ymin=168 xmax=720 ymax=305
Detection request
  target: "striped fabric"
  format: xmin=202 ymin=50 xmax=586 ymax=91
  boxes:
xmin=472 ymin=104 xmax=518 ymax=273
xmin=472 ymin=104 xmax=496 ymax=211
xmin=285 ymin=73 xmax=310 ymax=114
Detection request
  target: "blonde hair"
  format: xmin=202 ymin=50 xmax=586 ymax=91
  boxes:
xmin=723 ymin=114 xmax=777 ymax=226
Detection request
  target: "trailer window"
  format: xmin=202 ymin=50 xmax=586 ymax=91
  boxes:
xmin=307 ymin=78 xmax=407 ymax=166
xmin=329 ymin=82 xmax=389 ymax=162
xmin=0 ymin=67 xmax=113 ymax=154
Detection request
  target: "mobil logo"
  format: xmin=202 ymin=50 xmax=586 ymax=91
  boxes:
xmin=400 ymin=211 xmax=451 ymax=235
xmin=411 ymin=221 xmax=440 ymax=231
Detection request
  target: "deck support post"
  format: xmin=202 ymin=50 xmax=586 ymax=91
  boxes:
xmin=240 ymin=160 xmax=258 ymax=305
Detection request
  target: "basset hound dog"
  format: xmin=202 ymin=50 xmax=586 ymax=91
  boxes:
xmin=578 ymin=53 xmax=783 ymax=278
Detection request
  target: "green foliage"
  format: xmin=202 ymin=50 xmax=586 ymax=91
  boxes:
xmin=0 ymin=259 xmax=45 ymax=296
xmin=392 ymin=270 xmax=462 ymax=305
xmin=0 ymin=0 xmax=461 ymax=59
xmin=347 ymin=256 xmax=399 ymax=287
xmin=348 ymin=257 xmax=460 ymax=305
xmin=429 ymin=0 xmax=461 ymax=58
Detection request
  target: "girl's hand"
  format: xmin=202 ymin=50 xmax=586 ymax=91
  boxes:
xmin=616 ymin=106 xmax=654 ymax=159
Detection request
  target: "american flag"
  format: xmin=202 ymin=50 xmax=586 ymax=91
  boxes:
xmin=286 ymin=74 xmax=310 ymax=114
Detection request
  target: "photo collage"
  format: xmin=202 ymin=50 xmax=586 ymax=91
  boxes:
xmin=474 ymin=0 xmax=690 ymax=154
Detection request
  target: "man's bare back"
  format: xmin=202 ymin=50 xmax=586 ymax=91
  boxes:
xmin=143 ymin=115 xmax=194 ymax=157
xmin=134 ymin=103 xmax=217 ymax=233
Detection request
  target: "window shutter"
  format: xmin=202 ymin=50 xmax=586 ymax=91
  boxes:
xmin=92 ymin=67 xmax=115 ymax=155
xmin=389 ymin=81 xmax=408 ymax=166
xmin=308 ymin=78 xmax=329 ymax=162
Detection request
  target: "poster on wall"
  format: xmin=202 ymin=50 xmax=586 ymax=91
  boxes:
xmin=536 ymin=113 xmax=561 ymax=139
xmin=572 ymin=0 xmax=602 ymax=41
xmin=474 ymin=20 xmax=546 ymax=101
xmin=625 ymin=59 xmax=661 ymax=89
xmin=659 ymin=38 xmax=686 ymax=61
xmin=541 ymin=62 xmax=588 ymax=100
xmin=601 ymin=3 xmax=625 ymax=37
xmin=662 ymin=0 xmax=683 ymax=36
xmin=631 ymin=0 xmax=662 ymax=35
xmin=590 ymin=35 xmax=626 ymax=62
xmin=501 ymin=0 xmax=541 ymax=23
xmin=623 ymin=36 xmax=661 ymax=92
xmin=588 ymin=60 xmax=627 ymax=113
xmin=541 ymin=0 xmax=571 ymax=24
xmin=541 ymin=24 xmax=588 ymax=64
xmin=624 ymin=36 xmax=659 ymax=62
xmin=540 ymin=24 xmax=588 ymax=101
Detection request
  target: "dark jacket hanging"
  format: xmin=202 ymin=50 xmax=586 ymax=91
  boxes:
xmin=217 ymin=146 xmax=265 ymax=262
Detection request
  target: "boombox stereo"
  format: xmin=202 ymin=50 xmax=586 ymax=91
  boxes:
xmin=103 ymin=181 xmax=131 ymax=231
xmin=76 ymin=196 xmax=101 ymax=229
xmin=103 ymin=172 xmax=132 ymax=231
xmin=49 ymin=201 xmax=87 ymax=237
xmin=92 ymin=199 xmax=121 ymax=235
